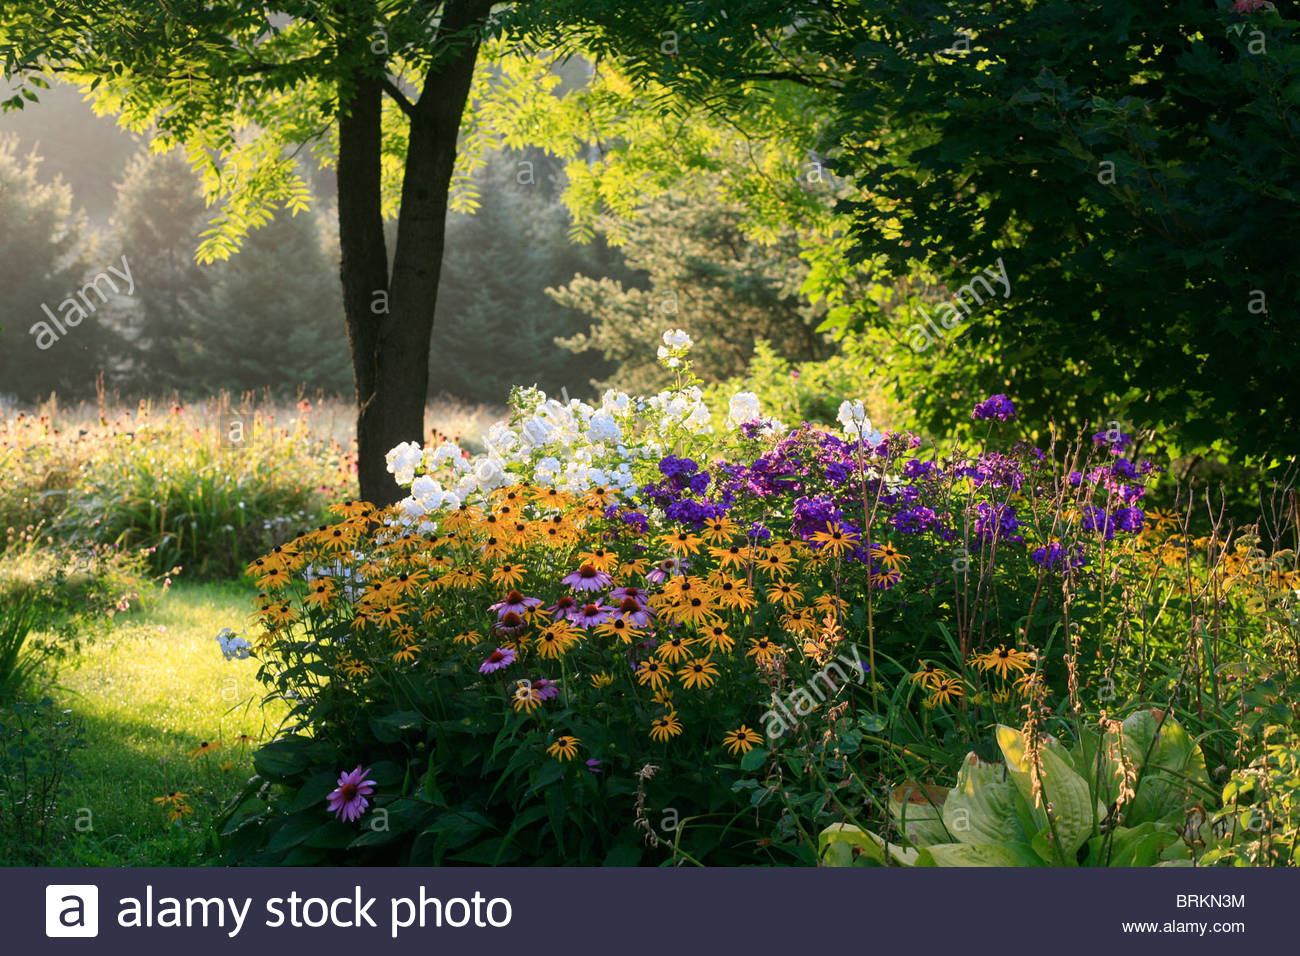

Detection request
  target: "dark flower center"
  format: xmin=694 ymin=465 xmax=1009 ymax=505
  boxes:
xmin=579 ymin=565 xmax=598 ymax=577
xmin=339 ymin=783 xmax=358 ymax=801
xmin=501 ymin=612 xmax=523 ymax=627
xmin=620 ymin=598 xmax=640 ymax=612
xmin=506 ymin=589 xmax=524 ymax=602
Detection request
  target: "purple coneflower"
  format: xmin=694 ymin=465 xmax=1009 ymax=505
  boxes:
xmin=571 ymin=602 xmax=611 ymax=629
xmin=612 ymin=596 xmax=653 ymax=627
xmin=326 ymin=765 xmax=377 ymax=822
xmin=490 ymin=589 xmax=542 ymax=619
xmin=646 ymin=556 xmax=688 ymax=584
xmin=533 ymin=678 xmax=560 ymax=701
xmin=585 ymin=758 xmax=603 ymax=774
xmin=494 ymin=610 xmax=528 ymax=637
xmin=550 ymin=594 xmax=583 ymax=622
xmin=479 ymin=647 xmax=518 ymax=674
xmin=563 ymin=563 xmax=612 ymax=592
xmin=609 ymin=585 xmax=648 ymax=605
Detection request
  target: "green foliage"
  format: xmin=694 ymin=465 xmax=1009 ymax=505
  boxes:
xmin=0 ymin=593 xmax=45 ymax=704
xmin=705 ymin=337 xmax=909 ymax=431
xmin=824 ymin=1 xmax=1300 ymax=469
xmin=820 ymin=711 xmax=1214 ymax=867
xmin=1204 ymin=725 xmax=1300 ymax=867
xmin=0 ymin=697 xmax=85 ymax=863
xmin=430 ymin=149 xmax=624 ymax=403
xmin=552 ymin=175 xmax=834 ymax=393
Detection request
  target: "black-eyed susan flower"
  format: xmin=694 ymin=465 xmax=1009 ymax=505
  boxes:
xmin=909 ymin=660 xmax=946 ymax=690
xmin=766 ymin=581 xmax=803 ymax=609
xmin=659 ymin=528 xmax=704 ymax=556
xmin=927 ymin=675 xmax=965 ymax=707
xmin=700 ymin=624 xmax=736 ymax=653
xmin=453 ymin=629 xmax=481 ymax=646
xmin=339 ymin=657 xmax=373 ymax=678
xmin=547 ymin=735 xmax=581 ymax=761
xmin=656 ymin=634 xmax=696 ymax=664
xmin=678 ymin=656 xmax=719 ymax=690
xmin=756 ymin=549 xmax=794 ymax=579
xmin=635 ymin=658 xmax=671 ymax=690
xmin=577 ymin=547 xmax=618 ymax=572
xmin=590 ymin=671 xmax=614 ymax=689
xmin=649 ymin=710 xmax=683 ymax=743
xmin=745 ymin=636 xmax=781 ymax=663
xmin=595 ymin=616 xmax=643 ymax=644
xmin=702 ymin=516 xmax=738 ymax=544
xmin=973 ymin=645 xmax=1035 ymax=680
xmin=392 ymin=644 xmax=421 ymax=664
xmin=490 ymin=563 xmax=527 ymax=588
xmin=512 ymin=682 xmax=543 ymax=713
xmin=810 ymin=522 xmax=860 ymax=558
xmin=189 ymin=741 xmax=222 ymax=759
xmin=723 ymin=725 xmax=763 ymax=756
xmin=303 ymin=578 xmax=338 ymax=609
xmin=535 ymin=622 xmax=577 ymax=659
xmin=869 ymin=541 xmax=909 ymax=571
xmin=709 ymin=543 xmax=750 ymax=570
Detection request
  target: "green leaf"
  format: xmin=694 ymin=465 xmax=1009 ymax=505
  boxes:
xmin=740 ymin=745 xmax=768 ymax=771
xmin=918 ymin=842 xmax=1047 ymax=867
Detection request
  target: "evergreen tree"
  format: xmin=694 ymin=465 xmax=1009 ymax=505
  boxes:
xmin=429 ymin=150 xmax=623 ymax=403
xmin=549 ymin=175 xmax=833 ymax=394
xmin=0 ymin=135 xmax=123 ymax=400
xmin=178 ymin=207 xmax=351 ymax=396
xmin=111 ymin=146 xmax=211 ymax=388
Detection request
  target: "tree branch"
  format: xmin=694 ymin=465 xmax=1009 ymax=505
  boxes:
xmin=382 ymin=77 xmax=416 ymax=118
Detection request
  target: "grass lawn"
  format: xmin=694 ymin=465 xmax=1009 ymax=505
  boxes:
xmin=35 ymin=580 xmax=285 ymax=865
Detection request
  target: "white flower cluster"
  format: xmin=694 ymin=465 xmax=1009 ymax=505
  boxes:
xmin=656 ymin=328 xmax=693 ymax=368
xmin=384 ymin=386 xmax=666 ymax=529
xmin=216 ymin=627 xmax=251 ymax=660
xmin=837 ymin=399 xmax=883 ymax=443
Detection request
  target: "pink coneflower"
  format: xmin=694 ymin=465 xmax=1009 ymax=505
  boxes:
xmin=479 ymin=647 xmax=518 ymax=674
xmin=646 ymin=557 xmax=688 ymax=584
xmin=612 ymin=596 xmax=653 ymax=627
xmin=571 ymin=602 xmax=611 ymax=629
xmin=609 ymin=585 xmax=648 ymax=605
xmin=494 ymin=611 xmax=528 ymax=637
xmin=533 ymin=678 xmax=560 ymax=701
xmin=549 ymin=594 xmax=582 ymax=622
xmin=325 ymin=765 xmax=377 ymax=822
xmin=490 ymin=589 xmax=542 ymax=619
xmin=563 ymin=563 xmax=612 ymax=592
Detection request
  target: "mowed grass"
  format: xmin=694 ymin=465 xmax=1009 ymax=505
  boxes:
xmin=39 ymin=580 xmax=285 ymax=865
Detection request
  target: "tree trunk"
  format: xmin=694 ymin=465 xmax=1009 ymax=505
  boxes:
xmin=336 ymin=1 xmax=491 ymax=506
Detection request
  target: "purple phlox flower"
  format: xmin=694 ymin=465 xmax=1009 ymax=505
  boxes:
xmin=748 ymin=522 xmax=772 ymax=542
xmin=971 ymin=394 xmax=1017 ymax=422
xmin=902 ymin=458 xmax=939 ymax=480
xmin=326 ymin=765 xmax=377 ymax=822
xmin=1031 ymin=542 xmax=1090 ymax=571
xmin=1080 ymin=506 xmax=1116 ymax=540
xmin=664 ymin=498 xmax=725 ymax=528
xmin=1112 ymin=506 xmax=1145 ymax=534
xmin=563 ymin=563 xmax=612 ymax=592
xmin=490 ymin=589 xmax=542 ymax=619
xmin=658 ymin=456 xmax=699 ymax=479
xmin=891 ymin=504 xmax=945 ymax=536
xmin=479 ymin=647 xmax=518 ymax=674
xmin=792 ymin=495 xmax=843 ymax=540
xmin=974 ymin=501 xmax=1024 ymax=544
xmin=1092 ymin=429 xmax=1134 ymax=454
xmin=604 ymin=505 xmax=651 ymax=534
xmin=571 ymin=602 xmax=611 ymax=629
xmin=971 ymin=452 xmax=1026 ymax=491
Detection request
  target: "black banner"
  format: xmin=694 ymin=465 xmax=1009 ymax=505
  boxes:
xmin=12 ymin=866 xmax=1290 ymax=953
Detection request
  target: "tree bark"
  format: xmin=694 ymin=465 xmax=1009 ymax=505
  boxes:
xmin=337 ymin=1 xmax=492 ymax=506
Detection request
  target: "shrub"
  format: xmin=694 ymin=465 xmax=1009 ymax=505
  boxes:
xmin=0 ymin=697 xmax=86 ymax=864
